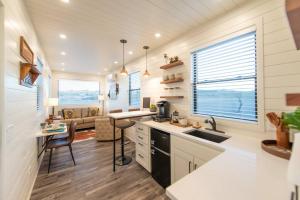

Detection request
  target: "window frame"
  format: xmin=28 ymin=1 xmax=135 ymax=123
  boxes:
xmin=58 ymin=79 xmax=100 ymax=106
xmin=128 ymin=71 xmax=141 ymax=107
xmin=189 ymin=20 xmax=264 ymax=132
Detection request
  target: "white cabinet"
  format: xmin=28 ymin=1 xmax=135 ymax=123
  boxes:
xmin=135 ymin=123 xmax=151 ymax=172
xmin=173 ymin=148 xmax=194 ymax=183
xmin=171 ymin=135 xmax=222 ymax=183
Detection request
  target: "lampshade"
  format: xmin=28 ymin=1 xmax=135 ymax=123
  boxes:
xmin=120 ymin=66 xmax=128 ymax=76
xmin=98 ymin=94 xmax=104 ymax=101
xmin=120 ymin=39 xmax=128 ymax=76
xmin=143 ymin=46 xmax=150 ymax=77
xmin=288 ymin=133 xmax=300 ymax=185
xmin=48 ymin=98 xmax=58 ymax=106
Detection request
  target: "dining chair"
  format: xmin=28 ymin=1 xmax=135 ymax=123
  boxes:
xmin=46 ymin=121 xmax=77 ymax=173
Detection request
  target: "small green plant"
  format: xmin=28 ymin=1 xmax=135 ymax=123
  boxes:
xmin=150 ymin=104 xmax=156 ymax=109
xmin=283 ymin=107 xmax=300 ymax=131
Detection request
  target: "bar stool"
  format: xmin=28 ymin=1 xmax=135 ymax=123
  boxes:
xmin=115 ymin=120 xmax=135 ymax=165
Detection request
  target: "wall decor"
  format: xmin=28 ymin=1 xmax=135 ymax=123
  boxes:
xmin=20 ymin=62 xmax=40 ymax=87
xmin=286 ymin=93 xmax=300 ymax=106
xmin=108 ymin=81 xmax=119 ymax=100
xmin=20 ymin=36 xmax=34 ymax=63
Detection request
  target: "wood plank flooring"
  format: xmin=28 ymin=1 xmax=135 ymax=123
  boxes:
xmin=30 ymin=139 xmax=169 ymax=200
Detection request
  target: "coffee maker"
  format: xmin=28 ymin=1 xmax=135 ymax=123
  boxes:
xmin=153 ymin=101 xmax=170 ymax=122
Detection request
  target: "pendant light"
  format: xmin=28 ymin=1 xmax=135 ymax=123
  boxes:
xmin=120 ymin=39 xmax=128 ymax=76
xmin=143 ymin=46 xmax=150 ymax=77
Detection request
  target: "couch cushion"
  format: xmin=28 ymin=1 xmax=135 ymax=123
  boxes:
xmin=83 ymin=116 xmax=97 ymax=123
xmin=82 ymin=108 xmax=89 ymax=118
xmin=73 ymin=108 xmax=82 ymax=118
xmin=63 ymin=118 xmax=83 ymax=125
xmin=88 ymin=107 xmax=99 ymax=117
xmin=63 ymin=109 xmax=75 ymax=119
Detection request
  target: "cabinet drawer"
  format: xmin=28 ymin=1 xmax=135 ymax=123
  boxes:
xmin=136 ymin=124 xmax=148 ymax=135
xmin=136 ymin=146 xmax=149 ymax=170
xmin=136 ymin=131 xmax=149 ymax=145
xmin=136 ymin=140 xmax=148 ymax=152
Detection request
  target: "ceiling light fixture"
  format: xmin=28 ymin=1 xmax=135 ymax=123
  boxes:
xmin=155 ymin=33 xmax=161 ymax=38
xmin=61 ymin=62 xmax=65 ymax=66
xmin=128 ymin=51 xmax=133 ymax=55
xmin=61 ymin=0 xmax=70 ymax=3
xmin=120 ymin=39 xmax=128 ymax=76
xmin=104 ymin=68 xmax=108 ymax=71
xmin=62 ymin=68 xmax=65 ymax=71
xmin=59 ymin=34 xmax=67 ymax=39
xmin=61 ymin=51 xmax=66 ymax=56
xmin=143 ymin=46 xmax=150 ymax=78
xmin=114 ymin=61 xmax=118 ymax=64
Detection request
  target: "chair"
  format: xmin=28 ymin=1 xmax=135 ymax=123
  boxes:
xmin=95 ymin=118 xmax=121 ymax=141
xmin=46 ymin=121 xmax=77 ymax=173
xmin=109 ymin=109 xmax=136 ymax=166
xmin=128 ymin=108 xmax=140 ymax=112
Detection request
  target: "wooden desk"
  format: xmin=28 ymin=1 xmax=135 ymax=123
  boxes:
xmin=108 ymin=111 xmax=157 ymax=172
xmin=36 ymin=123 xmax=68 ymax=158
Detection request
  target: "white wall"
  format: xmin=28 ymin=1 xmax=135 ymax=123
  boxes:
xmin=107 ymin=0 xmax=300 ymax=136
xmin=1 ymin=0 xmax=52 ymax=199
xmin=51 ymin=71 xmax=106 ymax=114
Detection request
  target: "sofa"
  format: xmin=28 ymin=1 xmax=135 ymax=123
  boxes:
xmin=61 ymin=107 xmax=104 ymax=130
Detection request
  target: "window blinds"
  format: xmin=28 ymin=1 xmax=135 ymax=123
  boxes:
xmin=129 ymin=72 xmax=141 ymax=106
xmin=192 ymin=31 xmax=257 ymax=122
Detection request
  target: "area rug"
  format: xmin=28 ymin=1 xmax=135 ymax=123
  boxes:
xmin=74 ymin=129 xmax=96 ymax=142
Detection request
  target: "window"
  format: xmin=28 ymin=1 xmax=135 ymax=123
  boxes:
xmin=36 ymin=57 xmax=43 ymax=111
xmin=129 ymin=72 xmax=140 ymax=107
xmin=192 ymin=31 xmax=257 ymax=122
xmin=58 ymin=79 xmax=100 ymax=105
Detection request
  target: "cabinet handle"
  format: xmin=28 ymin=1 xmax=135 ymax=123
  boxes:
xmin=138 ymin=154 xmax=144 ymax=159
xmin=138 ymin=136 xmax=143 ymax=140
xmin=188 ymin=161 xmax=192 ymax=173
xmin=138 ymin=128 xmax=143 ymax=131
xmin=194 ymin=164 xmax=197 ymax=170
xmin=138 ymin=142 xmax=143 ymax=146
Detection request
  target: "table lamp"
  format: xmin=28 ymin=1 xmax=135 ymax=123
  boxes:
xmin=48 ymin=98 xmax=58 ymax=119
xmin=288 ymin=133 xmax=300 ymax=200
xmin=98 ymin=94 xmax=105 ymax=115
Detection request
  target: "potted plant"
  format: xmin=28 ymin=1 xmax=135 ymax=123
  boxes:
xmin=150 ymin=104 xmax=157 ymax=112
xmin=283 ymin=107 xmax=300 ymax=139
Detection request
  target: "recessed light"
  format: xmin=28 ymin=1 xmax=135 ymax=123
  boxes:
xmin=62 ymin=68 xmax=65 ymax=71
xmin=59 ymin=34 xmax=67 ymax=39
xmin=61 ymin=62 xmax=65 ymax=66
xmin=61 ymin=0 xmax=70 ymax=3
xmin=155 ymin=33 xmax=161 ymax=38
xmin=104 ymin=68 xmax=108 ymax=71
xmin=114 ymin=61 xmax=118 ymax=64
xmin=61 ymin=51 xmax=66 ymax=56
xmin=128 ymin=51 xmax=133 ymax=55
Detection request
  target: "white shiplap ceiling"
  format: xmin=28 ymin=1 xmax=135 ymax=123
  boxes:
xmin=24 ymin=0 xmax=247 ymax=75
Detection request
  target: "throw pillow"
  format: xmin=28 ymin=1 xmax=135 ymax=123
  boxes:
xmin=64 ymin=109 xmax=74 ymax=119
xmin=88 ymin=107 xmax=99 ymax=117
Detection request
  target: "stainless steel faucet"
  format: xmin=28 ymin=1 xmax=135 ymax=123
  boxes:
xmin=204 ymin=116 xmax=216 ymax=131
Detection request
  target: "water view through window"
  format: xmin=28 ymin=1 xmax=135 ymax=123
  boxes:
xmin=58 ymin=79 xmax=100 ymax=105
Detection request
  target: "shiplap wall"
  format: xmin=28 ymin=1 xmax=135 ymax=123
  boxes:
xmin=107 ymin=0 xmax=300 ymax=136
xmin=1 ymin=0 xmax=51 ymax=200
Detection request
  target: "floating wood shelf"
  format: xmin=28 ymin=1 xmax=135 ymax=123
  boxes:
xmin=160 ymin=61 xmax=184 ymax=69
xmin=160 ymin=78 xmax=184 ymax=84
xmin=20 ymin=62 xmax=41 ymax=87
xmin=160 ymin=96 xmax=184 ymax=99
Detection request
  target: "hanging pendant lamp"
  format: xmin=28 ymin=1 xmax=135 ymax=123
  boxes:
xmin=143 ymin=46 xmax=150 ymax=77
xmin=120 ymin=39 xmax=128 ymax=76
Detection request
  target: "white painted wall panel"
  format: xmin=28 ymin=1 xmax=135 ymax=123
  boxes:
xmin=107 ymin=0 xmax=300 ymax=136
xmin=1 ymin=0 xmax=51 ymax=200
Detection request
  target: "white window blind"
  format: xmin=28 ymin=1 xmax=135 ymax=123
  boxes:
xmin=192 ymin=31 xmax=257 ymax=122
xmin=129 ymin=72 xmax=140 ymax=107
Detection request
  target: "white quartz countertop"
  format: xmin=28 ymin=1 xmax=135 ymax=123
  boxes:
xmin=141 ymin=120 xmax=291 ymax=200
xmin=107 ymin=110 xmax=156 ymax=119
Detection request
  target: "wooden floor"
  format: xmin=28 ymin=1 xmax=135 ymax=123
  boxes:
xmin=30 ymin=139 xmax=169 ymax=200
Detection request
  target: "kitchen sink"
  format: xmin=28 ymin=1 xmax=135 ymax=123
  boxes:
xmin=183 ymin=130 xmax=229 ymax=143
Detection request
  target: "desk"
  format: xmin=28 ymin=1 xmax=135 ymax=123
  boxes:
xmin=36 ymin=123 xmax=68 ymax=158
xmin=108 ymin=111 xmax=157 ymax=171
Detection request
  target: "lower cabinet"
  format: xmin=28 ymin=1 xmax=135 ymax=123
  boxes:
xmin=135 ymin=123 xmax=151 ymax=172
xmin=171 ymin=135 xmax=222 ymax=183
